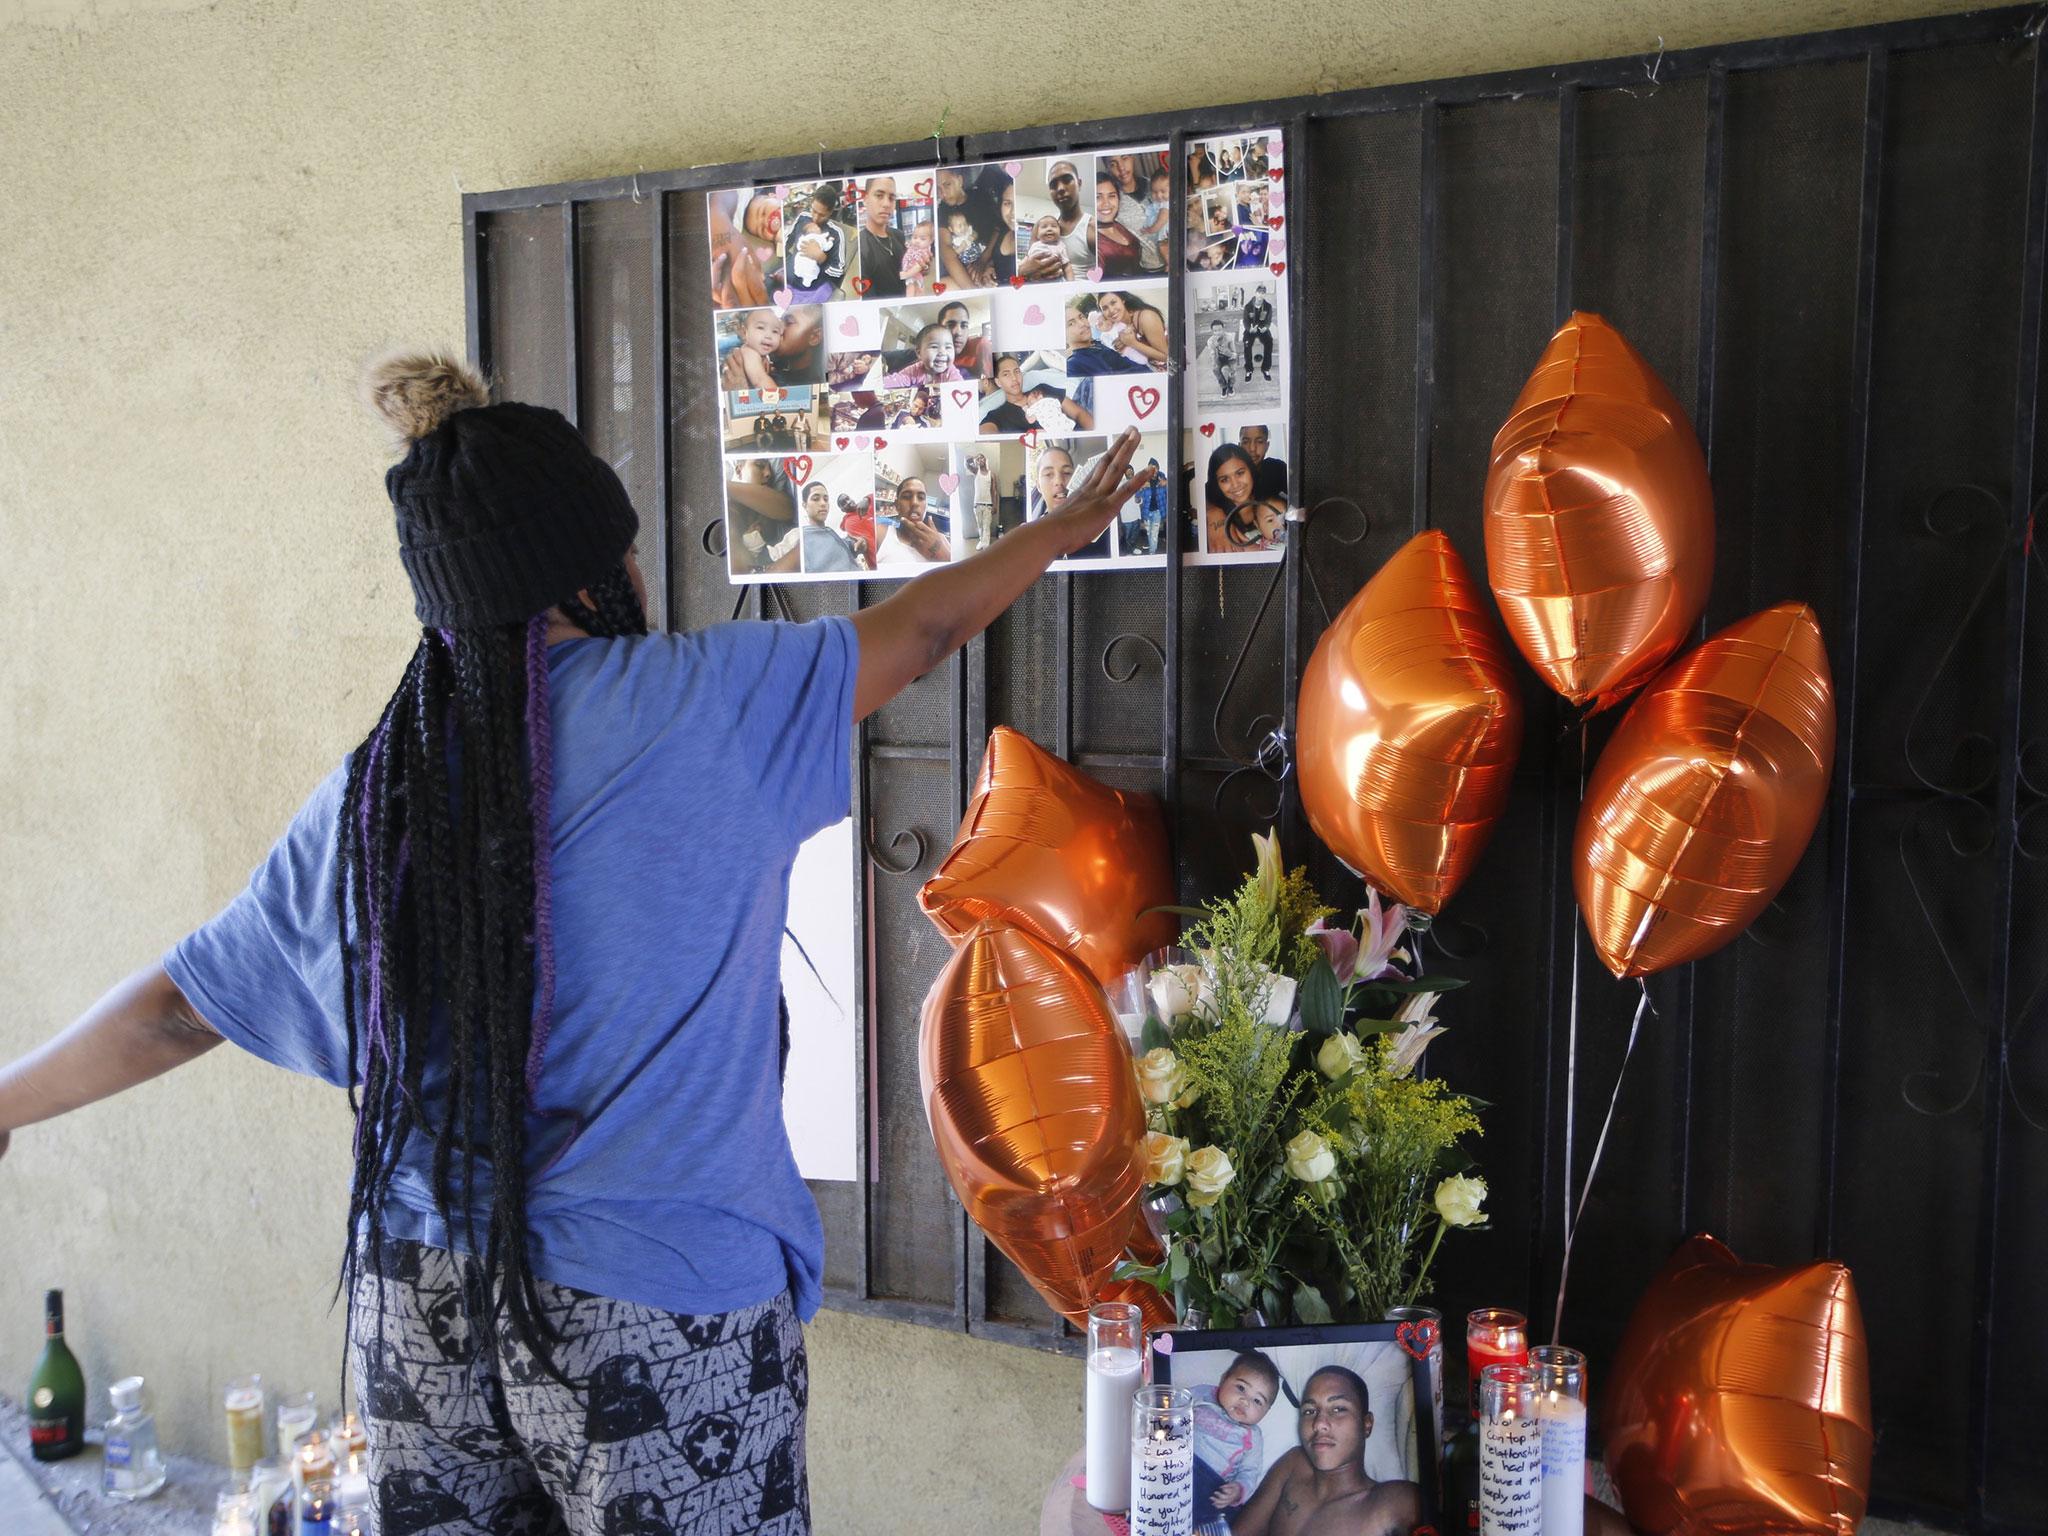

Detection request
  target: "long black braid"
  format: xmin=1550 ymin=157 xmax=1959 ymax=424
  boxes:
xmin=335 ymin=563 xmax=647 ymax=1384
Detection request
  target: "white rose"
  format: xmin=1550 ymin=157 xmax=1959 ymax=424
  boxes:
xmin=1184 ymin=1146 xmax=1236 ymax=1207
xmin=1284 ymin=1130 xmax=1337 ymax=1183
xmin=1317 ymin=1031 xmax=1369 ymax=1079
xmin=1139 ymin=1131 xmax=1189 ymax=1186
xmin=1259 ymin=970 xmax=1298 ymax=1027
xmin=1135 ymin=1047 xmax=1188 ymax=1106
xmin=1149 ymin=963 xmax=1207 ymax=1023
xmin=1434 ymin=1173 xmax=1488 ymax=1229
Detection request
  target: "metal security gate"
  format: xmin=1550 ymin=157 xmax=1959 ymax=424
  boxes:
xmin=465 ymin=10 xmax=2048 ymax=1527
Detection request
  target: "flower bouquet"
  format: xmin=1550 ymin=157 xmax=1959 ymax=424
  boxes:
xmin=1115 ymin=832 xmax=1488 ymax=1327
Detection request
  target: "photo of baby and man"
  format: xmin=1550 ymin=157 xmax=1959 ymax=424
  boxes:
xmin=1158 ymin=1331 xmax=1434 ymax=1536
xmin=707 ymin=130 xmax=1291 ymax=581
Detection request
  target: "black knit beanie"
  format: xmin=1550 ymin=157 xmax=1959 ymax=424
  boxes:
xmin=369 ymin=355 xmax=639 ymax=629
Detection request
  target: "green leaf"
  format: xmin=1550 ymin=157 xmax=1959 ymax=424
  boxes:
xmin=1220 ymin=1271 xmax=1256 ymax=1307
xmin=1351 ymin=1017 xmax=1406 ymax=1036
xmin=1299 ymin=957 xmax=1344 ymax=1038
xmin=1365 ymin=974 xmax=1468 ymax=995
xmin=1260 ymin=1283 xmax=1287 ymax=1321
xmin=1143 ymin=904 xmax=1212 ymax=921
xmin=1292 ymin=1281 xmax=1335 ymax=1325
xmin=1141 ymin=1015 xmax=1172 ymax=1054
xmin=1164 ymin=1207 xmax=1193 ymax=1234
xmin=1169 ymin=1244 xmax=1191 ymax=1282
xmin=1199 ymin=1235 xmax=1224 ymax=1268
xmin=1113 ymin=1259 xmax=1161 ymax=1283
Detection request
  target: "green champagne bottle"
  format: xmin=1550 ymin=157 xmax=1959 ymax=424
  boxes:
xmin=27 ymin=1289 xmax=85 ymax=1461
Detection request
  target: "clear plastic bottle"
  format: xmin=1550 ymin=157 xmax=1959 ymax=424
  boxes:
xmin=102 ymin=1376 xmax=168 ymax=1501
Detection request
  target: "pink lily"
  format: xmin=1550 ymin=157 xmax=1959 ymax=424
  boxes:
xmin=1307 ymin=917 xmax=1359 ymax=980
xmin=1354 ymin=888 xmax=1410 ymax=981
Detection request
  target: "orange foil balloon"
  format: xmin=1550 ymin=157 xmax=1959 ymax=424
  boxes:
xmin=1486 ymin=311 xmax=1715 ymax=711
xmin=920 ymin=727 xmax=1177 ymax=983
xmin=1576 ymin=602 xmax=1834 ymax=977
xmin=1605 ymin=1234 xmax=1872 ymax=1536
xmin=1297 ymin=530 xmax=1524 ymax=913
xmin=919 ymin=919 xmax=1170 ymax=1329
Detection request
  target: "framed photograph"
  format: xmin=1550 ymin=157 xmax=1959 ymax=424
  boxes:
xmin=1152 ymin=1322 xmax=1439 ymax=1536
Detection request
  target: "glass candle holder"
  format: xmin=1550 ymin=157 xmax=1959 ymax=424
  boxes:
xmin=1478 ymin=1363 xmax=1542 ymax=1536
xmin=275 ymin=1390 xmax=318 ymax=1459
xmin=328 ymin=1410 xmax=369 ymax=1477
xmin=1085 ymin=1302 xmax=1145 ymax=1512
xmin=1129 ymin=1383 xmax=1195 ymax=1536
xmin=223 ymin=1375 xmax=266 ymax=1481
xmin=1465 ymin=1307 xmax=1529 ymax=1405
xmin=1531 ymin=1345 xmax=1589 ymax=1536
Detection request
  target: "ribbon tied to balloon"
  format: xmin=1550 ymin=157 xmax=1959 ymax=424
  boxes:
xmin=1486 ymin=310 xmax=1715 ymax=713
xmin=1297 ymin=529 xmax=1524 ymax=913
xmin=917 ymin=728 xmax=1177 ymax=1329
xmin=1605 ymin=1234 xmax=1872 ymax=1536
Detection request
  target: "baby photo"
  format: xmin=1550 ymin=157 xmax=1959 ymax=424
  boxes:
xmin=873 ymin=297 xmax=994 ymax=385
xmin=1011 ymin=155 xmax=1094 ymax=284
xmin=1154 ymin=1327 xmax=1435 ymax=1536
xmin=714 ymin=305 xmax=826 ymax=397
xmin=930 ymin=162 xmax=1020 ymax=289
xmin=706 ymin=185 xmax=783 ymax=310
xmin=1095 ymin=149 xmax=1172 ymax=277
xmin=781 ymin=179 xmax=858 ymax=303
xmin=1188 ymin=231 xmax=1239 ymax=272
xmin=852 ymin=172 xmax=937 ymax=302
xmin=1234 ymin=180 xmax=1273 ymax=228
xmin=978 ymin=352 xmax=1093 ymax=436
xmin=722 ymin=456 xmax=802 ymax=578
xmin=827 ymin=349 xmax=880 ymax=390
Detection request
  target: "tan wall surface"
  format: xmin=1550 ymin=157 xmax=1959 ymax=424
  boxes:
xmin=0 ymin=1 xmax=1974 ymax=1530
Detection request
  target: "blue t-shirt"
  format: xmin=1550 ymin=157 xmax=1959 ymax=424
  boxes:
xmin=163 ymin=618 xmax=858 ymax=1323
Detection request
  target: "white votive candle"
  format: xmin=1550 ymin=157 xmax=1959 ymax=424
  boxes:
xmin=1085 ymin=1345 xmax=1144 ymax=1510
xmin=1479 ymin=1365 xmax=1543 ymax=1536
xmin=1539 ymin=1389 xmax=1588 ymax=1536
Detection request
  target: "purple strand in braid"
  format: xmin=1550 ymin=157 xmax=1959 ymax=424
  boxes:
xmin=352 ymin=713 xmax=392 ymax=1158
xmin=522 ymin=614 xmax=559 ymax=1104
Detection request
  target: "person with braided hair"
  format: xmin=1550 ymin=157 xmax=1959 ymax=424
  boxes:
xmin=0 ymin=352 xmax=1157 ymax=1536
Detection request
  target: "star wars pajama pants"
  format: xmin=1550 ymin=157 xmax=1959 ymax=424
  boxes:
xmin=349 ymin=1236 xmax=809 ymax=1536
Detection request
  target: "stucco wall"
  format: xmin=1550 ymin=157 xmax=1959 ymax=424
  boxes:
xmin=0 ymin=1 xmax=1974 ymax=1530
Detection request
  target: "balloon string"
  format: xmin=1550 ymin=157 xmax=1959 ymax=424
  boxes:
xmin=1558 ymin=719 xmax=1588 ymax=1337
xmin=1554 ymin=977 xmax=1652 ymax=1342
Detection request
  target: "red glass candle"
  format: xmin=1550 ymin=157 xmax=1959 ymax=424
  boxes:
xmin=1466 ymin=1307 xmax=1529 ymax=1403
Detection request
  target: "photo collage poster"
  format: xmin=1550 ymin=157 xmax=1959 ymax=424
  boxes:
xmin=1183 ymin=126 xmax=1290 ymax=565
xmin=706 ymin=149 xmax=1180 ymax=583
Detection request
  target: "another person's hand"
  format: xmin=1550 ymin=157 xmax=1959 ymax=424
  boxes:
xmin=1016 ymin=248 xmax=1062 ymax=282
xmin=1215 ymin=1481 xmax=1245 ymax=1509
xmin=1044 ymin=429 xmax=1148 ymax=555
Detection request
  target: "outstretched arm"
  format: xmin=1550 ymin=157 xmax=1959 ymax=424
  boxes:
xmin=849 ymin=428 xmax=1149 ymax=722
xmin=0 ymin=964 xmax=220 ymax=1161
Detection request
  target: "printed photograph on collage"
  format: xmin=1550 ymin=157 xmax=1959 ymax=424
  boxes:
xmin=1183 ymin=126 xmax=1292 ymax=563
xmin=708 ymin=146 xmax=1178 ymax=583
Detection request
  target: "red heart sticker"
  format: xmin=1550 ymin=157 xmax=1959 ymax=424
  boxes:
xmin=1021 ymin=428 xmax=1042 ymax=448
xmin=1010 ymin=275 xmax=1027 ymax=289
xmin=932 ymin=281 xmax=947 ymax=294
xmin=835 ymin=436 xmax=851 ymax=450
xmin=1198 ymin=422 xmax=1217 ymax=437
xmin=1269 ymin=261 xmax=1286 ymax=276
xmin=950 ymin=387 xmax=974 ymax=409
xmin=913 ymin=177 xmax=933 ymax=198
xmin=1270 ymin=166 xmax=1286 ymax=180
xmin=873 ymin=436 xmax=888 ymax=448
xmin=1127 ymin=385 xmax=1161 ymax=420
xmin=852 ymin=276 xmax=873 ymax=295
xmin=1268 ymin=215 xmax=1285 ymax=229
xmin=1395 ymin=1319 xmax=1440 ymax=1361
xmin=783 ymin=455 xmax=813 ymax=482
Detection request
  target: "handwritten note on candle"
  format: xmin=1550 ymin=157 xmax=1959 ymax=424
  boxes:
xmin=1130 ymin=1436 xmax=1194 ymax=1536
xmin=1480 ymin=1416 xmax=1542 ymax=1536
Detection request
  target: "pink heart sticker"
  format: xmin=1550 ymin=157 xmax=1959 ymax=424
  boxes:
xmin=1021 ymin=303 xmax=1045 ymax=326
xmin=949 ymin=387 xmax=974 ymax=409
xmin=838 ymin=314 xmax=861 ymax=337
xmin=854 ymin=435 xmax=871 ymax=450
xmin=1153 ymin=1333 xmax=1174 ymax=1354
xmin=1087 ymin=265 xmax=1103 ymax=282
xmin=938 ymin=473 xmax=960 ymax=493
xmin=1003 ymin=160 xmax=1022 ymax=176
xmin=772 ymin=287 xmax=794 ymax=309
xmin=775 ymin=183 xmax=789 ymax=198
xmin=1127 ymin=384 xmax=1161 ymax=420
